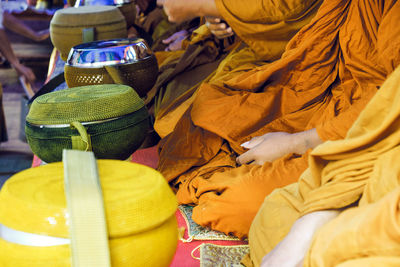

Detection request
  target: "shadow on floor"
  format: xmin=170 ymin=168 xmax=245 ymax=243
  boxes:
xmin=0 ymin=150 xmax=33 ymax=190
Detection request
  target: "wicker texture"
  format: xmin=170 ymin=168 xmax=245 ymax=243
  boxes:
xmin=50 ymin=6 xmax=127 ymax=60
xmin=26 ymin=108 xmax=149 ymax=162
xmin=0 ymin=160 xmax=178 ymax=266
xmin=26 ymin=84 xmax=144 ymax=125
xmin=65 ymin=55 xmax=158 ymax=97
xmin=25 ymin=84 xmax=149 ymax=162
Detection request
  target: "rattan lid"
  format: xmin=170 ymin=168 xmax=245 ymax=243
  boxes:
xmin=51 ymin=6 xmax=125 ymax=27
xmin=26 ymin=84 xmax=145 ymax=125
xmin=0 ymin=160 xmax=177 ymax=238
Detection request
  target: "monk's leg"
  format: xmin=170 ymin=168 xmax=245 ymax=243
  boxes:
xmin=188 ymin=152 xmax=310 ymax=239
xmin=260 ymin=210 xmax=340 ymax=267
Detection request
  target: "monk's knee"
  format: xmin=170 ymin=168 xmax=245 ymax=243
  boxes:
xmin=191 ymin=180 xmax=270 ymax=238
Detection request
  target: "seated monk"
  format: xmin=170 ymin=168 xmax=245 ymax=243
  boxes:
xmin=153 ymin=0 xmax=321 ymax=138
xmin=148 ymin=16 xmax=239 ymax=134
xmin=246 ymin=46 xmax=400 ymax=266
xmin=156 ymin=0 xmax=400 ymax=239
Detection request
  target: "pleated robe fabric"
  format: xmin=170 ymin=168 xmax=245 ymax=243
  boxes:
xmin=305 ymin=186 xmax=400 ymax=267
xmin=157 ymin=0 xmax=400 ymax=239
xmin=154 ymin=0 xmax=322 ymax=138
xmin=247 ymin=54 xmax=400 ymax=266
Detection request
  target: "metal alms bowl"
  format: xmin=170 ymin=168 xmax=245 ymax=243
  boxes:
xmin=65 ymin=38 xmax=159 ymax=97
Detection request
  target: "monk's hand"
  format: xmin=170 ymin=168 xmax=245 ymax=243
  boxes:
xmin=205 ymin=16 xmax=233 ymax=39
xmin=261 ymin=210 xmax=340 ymax=267
xmin=236 ymin=129 xmax=323 ymax=165
xmin=162 ymin=30 xmax=189 ymax=51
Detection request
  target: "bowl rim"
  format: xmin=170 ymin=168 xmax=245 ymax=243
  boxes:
xmin=66 ymin=38 xmax=154 ymax=68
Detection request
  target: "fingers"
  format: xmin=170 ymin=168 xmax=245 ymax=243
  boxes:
xmin=162 ymin=35 xmax=176 ymax=44
xmin=241 ymin=137 xmax=263 ymax=149
xmin=162 ymin=30 xmax=187 ymax=44
xmin=210 ymin=27 xmax=233 ymax=39
xmin=213 ymin=28 xmax=234 ymax=39
xmin=236 ymin=150 xmax=255 ymax=165
xmin=205 ymin=17 xmax=234 ymax=39
xmin=205 ymin=16 xmax=221 ymax=24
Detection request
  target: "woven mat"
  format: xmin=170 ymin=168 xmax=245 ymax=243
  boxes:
xmin=199 ymin=243 xmax=249 ymax=267
xmin=179 ymin=205 xmax=240 ymax=242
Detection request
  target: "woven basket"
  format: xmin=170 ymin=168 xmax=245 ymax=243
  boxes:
xmin=0 ymin=159 xmax=178 ymax=266
xmin=50 ymin=6 xmax=127 ymax=61
xmin=64 ymin=38 xmax=158 ymax=98
xmin=25 ymin=84 xmax=149 ymax=163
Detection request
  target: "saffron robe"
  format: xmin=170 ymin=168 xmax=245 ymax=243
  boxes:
xmin=247 ymin=26 xmax=400 ymax=266
xmin=158 ymin=0 xmax=400 ymax=238
xmin=305 ymin=186 xmax=400 ymax=267
xmin=153 ymin=0 xmax=322 ymax=138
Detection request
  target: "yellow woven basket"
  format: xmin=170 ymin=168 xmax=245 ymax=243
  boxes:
xmin=0 ymin=160 xmax=178 ymax=266
xmin=50 ymin=6 xmax=127 ymax=61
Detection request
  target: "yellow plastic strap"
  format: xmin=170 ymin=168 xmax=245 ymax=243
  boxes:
xmin=63 ymin=150 xmax=111 ymax=267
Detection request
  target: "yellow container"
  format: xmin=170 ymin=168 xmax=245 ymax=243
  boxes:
xmin=0 ymin=160 xmax=178 ymax=266
xmin=50 ymin=6 xmax=127 ymax=61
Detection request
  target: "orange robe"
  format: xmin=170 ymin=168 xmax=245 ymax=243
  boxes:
xmin=158 ymin=0 xmax=397 ymax=238
xmin=248 ymin=62 xmax=400 ymax=266
xmin=153 ymin=0 xmax=322 ymax=138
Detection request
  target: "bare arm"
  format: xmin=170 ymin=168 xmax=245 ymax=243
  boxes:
xmin=0 ymin=28 xmax=36 ymax=84
xmin=2 ymin=11 xmax=49 ymax=42
xmin=160 ymin=0 xmax=220 ymax=23
xmin=237 ymin=128 xmax=323 ymax=165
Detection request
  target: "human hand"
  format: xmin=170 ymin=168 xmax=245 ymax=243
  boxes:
xmin=236 ymin=129 xmax=323 ymax=165
xmin=14 ymin=62 xmax=36 ymax=84
xmin=205 ymin=16 xmax=233 ymax=39
xmin=14 ymin=63 xmax=37 ymax=94
xmin=162 ymin=30 xmax=189 ymax=51
xmin=34 ymin=29 xmax=50 ymax=42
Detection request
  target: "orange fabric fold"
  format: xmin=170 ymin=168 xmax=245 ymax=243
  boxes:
xmin=214 ymin=0 xmax=322 ymax=60
xmin=247 ymin=10 xmax=400 ymax=264
xmin=158 ymin=0 xmax=399 ymax=238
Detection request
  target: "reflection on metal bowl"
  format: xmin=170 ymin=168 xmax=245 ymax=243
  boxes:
xmin=65 ymin=38 xmax=159 ymax=97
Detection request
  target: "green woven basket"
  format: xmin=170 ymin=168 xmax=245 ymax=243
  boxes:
xmin=25 ymin=84 xmax=149 ymax=163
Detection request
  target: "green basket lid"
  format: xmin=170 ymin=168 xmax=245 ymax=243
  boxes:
xmin=27 ymin=84 xmax=145 ymax=125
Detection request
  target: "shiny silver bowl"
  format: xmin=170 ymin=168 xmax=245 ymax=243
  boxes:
xmin=65 ymin=38 xmax=159 ymax=97
xmin=113 ymin=0 xmax=134 ymax=6
xmin=66 ymin=38 xmax=153 ymax=68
